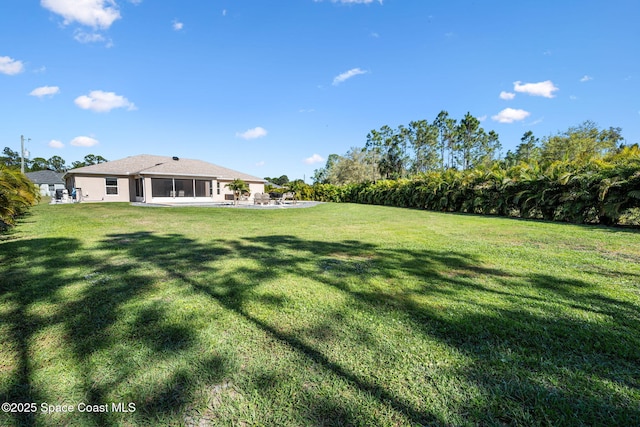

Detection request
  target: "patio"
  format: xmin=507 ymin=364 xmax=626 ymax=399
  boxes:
xmin=131 ymin=201 xmax=323 ymax=209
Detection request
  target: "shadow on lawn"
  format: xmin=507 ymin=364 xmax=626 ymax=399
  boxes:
xmin=0 ymin=235 xmax=231 ymax=427
xmin=2 ymin=230 xmax=638 ymax=425
xmin=96 ymin=232 xmax=639 ymax=425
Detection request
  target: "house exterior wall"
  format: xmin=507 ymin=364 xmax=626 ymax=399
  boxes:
xmin=67 ymin=174 xmax=265 ymax=204
xmin=248 ymin=183 xmax=264 ymax=198
xmin=36 ymin=183 xmax=65 ymax=197
xmin=71 ymin=175 xmax=131 ymax=202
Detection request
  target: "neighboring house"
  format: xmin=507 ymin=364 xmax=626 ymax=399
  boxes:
xmin=63 ymin=154 xmax=265 ymax=204
xmin=25 ymin=170 xmax=66 ymax=197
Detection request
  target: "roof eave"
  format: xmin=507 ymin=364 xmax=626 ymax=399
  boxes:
xmin=139 ymin=171 xmax=265 ymax=181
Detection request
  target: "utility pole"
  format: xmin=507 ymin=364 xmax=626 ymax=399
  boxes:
xmin=21 ymin=135 xmax=25 ymax=173
xmin=20 ymin=135 xmax=30 ymax=173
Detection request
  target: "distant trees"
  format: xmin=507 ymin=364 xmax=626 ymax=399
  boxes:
xmin=503 ymin=121 xmax=625 ymax=168
xmin=71 ymin=154 xmax=108 ymax=169
xmin=313 ymin=111 xmax=504 ymax=185
xmin=302 ymin=119 xmax=640 ymax=227
xmin=0 ymin=148 xmax=21 ymax=169
xmin=0 ymin=149 xmax=105 ymax=172
xmin=29 ymin=157 xmax=50 ymax=171
xmin=540 ymin=121 xmax=622 ymax=164
xmin=362 ymin=111 xmax=502 ymax=179
xmin=313 ymin=148 xmax=380 ymax=185
xmin=300 ymin=144 xmax=640 ymax=226
xmin=0 ymin=147 xmax=108 ymax=173
xmin=47 ymin=156 xmax=67 ymax=173
xmin=263 ymin=175 xmax=290 ymax=186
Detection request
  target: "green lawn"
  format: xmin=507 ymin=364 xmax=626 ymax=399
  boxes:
xmin=1 ymin=202 xmax=639 ymax=426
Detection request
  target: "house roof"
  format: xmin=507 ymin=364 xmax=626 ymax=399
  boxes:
xmin=64 ymin=154 xmax=265 ymax=182
xmin=25 ymin=170 xmax=64 ymax=185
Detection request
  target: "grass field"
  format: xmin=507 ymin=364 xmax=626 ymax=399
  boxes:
xmin=1 ymin=202 xmax=639 ymax=426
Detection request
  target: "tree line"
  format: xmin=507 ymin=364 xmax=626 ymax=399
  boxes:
xmin=0 ymin=148 xmax=108 ymax=172
xmin=313 ymin=113 xmax=625 ymax=185
xmin=293 ymin=146 xmax=640 ymax=226
xmin=299 ymin=117 xmax=639 ymax=226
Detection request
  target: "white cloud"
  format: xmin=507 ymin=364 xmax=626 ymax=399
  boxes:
xmin=491 ymin=108 xmax=531 ymax=124
xmin=255 ymin=161 xmax=265 ymax=166
xmin=236 ymin=127 xmax=268 ymax=140
xmin=477 ymin=115 xmax=487 ymax=122
xmin=41 ymin=0 xmax=120 ymax=29
xmin=569 ymin=95 xmax=578 ymax=100
xmin=172 ymin=20 xmax=184 ymax=31
xmin=30 ymin=86 xmax=61 ymax=97
xmin=499 ymin=91 xmax=515 ymax=100
xmin=74 ymin=90 xmax=136 ymax=112
xmin=513 ymin=80 xmax=558 ymax=98
xmin=70 ymin=136 xmax=99 ymax=147
xmin=332 ymin=68 xmax=367 ymax=85
xmin=49 ymin=139 xmax=64 ymax=148
xmin=73 ymin=29 xmax=107 ymax=44
xmin=580 ymin=75 xmax=593 ymax=82
xmin=304 ymin=154 xmax=325 ymax=164
xmin=0 ymin=56 xmax=24 ymax=75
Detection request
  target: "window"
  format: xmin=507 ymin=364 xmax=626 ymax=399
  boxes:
xmin=48 ymin=184 xmax=55 ymax=192
xmin=105 ymin=178 xmax=118 ymax=195
xmin=195 ymin=180 xmax=209 ymax=197
xmin=174 ymin=179 xmax=194 ymax=197
xmin=151 ymin=178 xmax=173 ymax=197
xmin=150 ymin=178 xmax=212 ymax=198
xmin=135 ymin=178 xmax=144 ymax=197
xmin=216 ymin=182 xmax=221 ymax=195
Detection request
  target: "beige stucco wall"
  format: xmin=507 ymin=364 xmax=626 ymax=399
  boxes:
xmin=72 ymin=175 xmax=131 ymax=202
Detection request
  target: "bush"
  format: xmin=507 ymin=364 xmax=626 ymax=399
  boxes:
xmin=306 ymin=157 xmax=640 ymax=227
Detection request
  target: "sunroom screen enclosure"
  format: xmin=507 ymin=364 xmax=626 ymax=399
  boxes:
xmin=151 ymin=178 xmax=212 ymax=198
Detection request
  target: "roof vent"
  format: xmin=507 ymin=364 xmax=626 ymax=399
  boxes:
xmin=172 ymin=156 xmax=179 ymax=161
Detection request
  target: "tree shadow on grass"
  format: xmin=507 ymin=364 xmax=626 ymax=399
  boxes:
xmin=96 ymin=231 xmax=640 ymax=426
xmin=0 ymin=235 xmax=232 ymax=426
xmin=2 ymin=228 xmax=636 ymax=425
xmin=0 ymin=237 xmax=108 ymax=426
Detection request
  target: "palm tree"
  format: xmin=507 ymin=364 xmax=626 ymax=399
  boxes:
xmin=0 ymin=165 xmax=39 ymax=229
xmin=225 ymin=179 xmax=249 ymax=205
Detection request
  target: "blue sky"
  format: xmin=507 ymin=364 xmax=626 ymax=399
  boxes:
xmin=1 ymin=0 xmax=639 ymax=181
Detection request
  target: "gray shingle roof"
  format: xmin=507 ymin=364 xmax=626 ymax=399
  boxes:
xmin=25 ymin=170 xmax=65 ymax=184
xmin=64 ymin=154 xmax=265 ymax=182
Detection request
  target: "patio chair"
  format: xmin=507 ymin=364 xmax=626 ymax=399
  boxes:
xmin=283 ymin=192 xmax=296 ymax=204
xmin=254 ymin=193 xmax=270 ymax=205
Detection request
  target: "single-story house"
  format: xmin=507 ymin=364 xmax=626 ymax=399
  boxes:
xmin=63 ymin=154 xmax=265 ymax=204
xmin=26 ymin=170 xmax=66 ymax=197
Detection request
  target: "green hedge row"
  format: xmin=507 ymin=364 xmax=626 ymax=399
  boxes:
xmin=294 ymin=155 xmax=640 ymax=226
